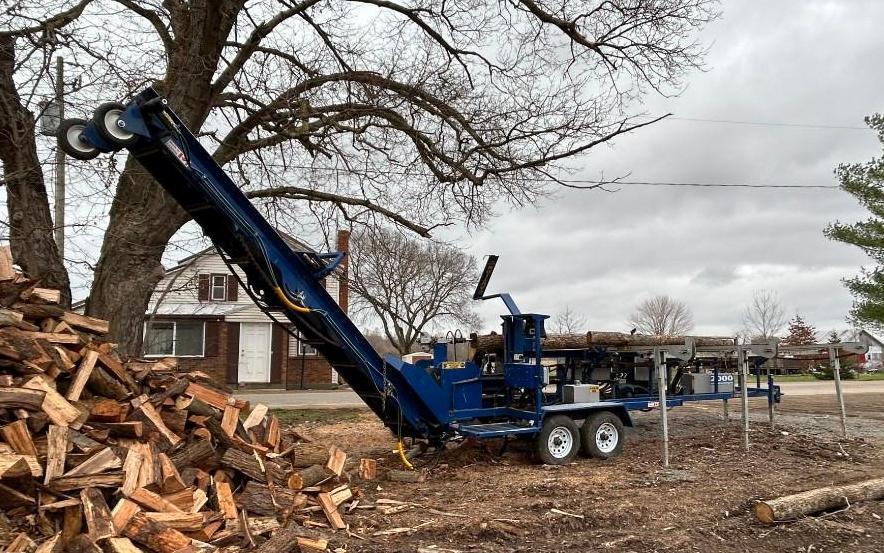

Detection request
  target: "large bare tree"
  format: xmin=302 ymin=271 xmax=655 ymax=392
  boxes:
xmin=551 ymin=305 xmax=587 ymax=334
xmin=349 ymin=228 xmax=479 ymax=355
xmin=1 ymin=0 xmax=717 ymax=354
xmin=628 ymin=295 xmax=694 ymax=335
xmin=743 ymin=289 xmax=787 ymax=340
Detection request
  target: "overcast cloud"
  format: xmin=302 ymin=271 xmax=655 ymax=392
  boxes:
xmin=456 ymin=0 xmax=884 ymax=337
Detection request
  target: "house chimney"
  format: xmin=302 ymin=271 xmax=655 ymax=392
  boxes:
xmin=336 ymin=229 xmax=350 ymax=313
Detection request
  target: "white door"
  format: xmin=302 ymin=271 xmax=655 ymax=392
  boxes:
xmin=238 ymin=322 xmax=272 ymax=383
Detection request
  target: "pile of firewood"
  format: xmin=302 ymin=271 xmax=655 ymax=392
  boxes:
xmin=0 ymin=248 xmax=376 ymax=553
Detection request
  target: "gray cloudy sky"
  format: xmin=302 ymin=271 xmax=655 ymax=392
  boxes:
xmin=459 ymin=0 xmax=884 ymax=337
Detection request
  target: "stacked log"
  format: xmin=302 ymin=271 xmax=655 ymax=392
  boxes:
xmin=470 ymin=331 xmax=735 ymax=357
xmin=0 ymin=247 xmax=374 ymax=553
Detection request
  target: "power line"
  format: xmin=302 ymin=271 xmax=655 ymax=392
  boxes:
xmin=557 ymin=179 xmax=840 ymax=190
xmin=663 ymin=116 xmax=869 ymax=131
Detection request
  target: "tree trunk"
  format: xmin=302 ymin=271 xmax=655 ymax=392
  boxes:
xmin=754 ymin=477 xmax=884 ymax=523
xmin=471 ymin=331 xmax=735 ymax=357
xmin=0 ymin=36 xmax=71 ymax=307
xmin=84 ymin=1 xmax=242 ymax=355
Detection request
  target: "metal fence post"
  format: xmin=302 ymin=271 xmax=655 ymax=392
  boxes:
xmin=829 ymin=346 xmax=848 ymax=438
xmin=655 ymin=348 xmax=670 ymax=468
xmin=738 ymin=347 xmax=749 ymax=452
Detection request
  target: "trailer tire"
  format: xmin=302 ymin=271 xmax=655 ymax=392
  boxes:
xmin=93 ymin=102 xmax=137 ymax=147
xmin=581 ymin=411 xmax=624 ymax=460
xmin=57 ymin=118 xmax=99 ymax=160
xmin=534 ymin=415 xmax=580 ymax=465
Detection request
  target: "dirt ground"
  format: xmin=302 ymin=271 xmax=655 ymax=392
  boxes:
xmin=292 ymin=393 xmax=884 ymax=553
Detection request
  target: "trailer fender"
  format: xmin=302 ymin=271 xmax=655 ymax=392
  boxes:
xmin=543 ymin=404 xmax=633 ymax=427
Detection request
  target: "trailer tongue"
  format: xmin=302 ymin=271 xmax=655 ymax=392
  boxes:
xmin=59 ymin=87 xmax=805 ymax=464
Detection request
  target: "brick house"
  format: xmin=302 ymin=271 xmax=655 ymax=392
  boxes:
xmin=140 ymin=231 xmax=350 ymax=389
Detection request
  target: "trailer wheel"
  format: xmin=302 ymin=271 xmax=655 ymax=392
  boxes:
xmin=56 ymin=118 xmax=99 ymax=160
xmin=534 ymin=415 xmax=580 ymax=465
xmin=580 ymin=411 xmax=624 ymax=459
xmin=93 ymin=102 xmax=137 ymax=147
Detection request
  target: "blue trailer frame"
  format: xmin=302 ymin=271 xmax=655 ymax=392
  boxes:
xmin=60 ymin=88 xmax=783 ymax=463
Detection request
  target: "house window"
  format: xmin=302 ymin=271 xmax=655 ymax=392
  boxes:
xmin=144 ymin=320 xmax=205 ymax=357
xmin=287 ymin=327 xmax=317 ymax=356
xmin=211 ymin=275 xmax=227 ymax=301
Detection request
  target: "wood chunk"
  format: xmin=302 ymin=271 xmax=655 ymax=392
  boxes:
xmin=30 ymin=287 xmax=61 ymax=304
xmin=122 ymin=512 xmax=191 ymax=553
xmin=238 ymin=481 xmax=306 ymax=516
xmin=65 ymin=534 xmax=101 ymax=553
xmin=33 ymin=533 xmax=62 ymax=553
xmin=60 ymin=312 xmax=109 ymax=335
xmin=242 ymin=404 xmax=268 ymax=430
xmin=316 ymin=492 xmax=346 ymax=530
xmin=126 ymin=487 xmax=183 ymax=513
xmin=215 ymin=480 xmax=237 ymax=520
xmin=44 ymin=424 xmax=69 ymax=484
xmin=219 ymin=448 xmax=288 ymax=485
xmin=4 ymin=532 xmax=33 ymax=552
xmin=54 ymin=346 xmax=75 ymax=371
xmin=62 ymin=504 xmax=83 ymax=543
xmin=220 ymin=404 xmax=239 ymax=438
xmin=0 ymin=453 xmax=42 ymax=478
xmin=47 ymin=473 xmax=124 ymax=492
xmin=158 ymin=488 xmax=194 ymax=512
xmin=357 ymin=458 xmax=377 ymax=480
xmin=0 ymin=246 xmax=14 ymax=281
xmin=253 ymin=526 xmax=321 ymax=553
xmin=185 ymin=382 xmax=248 ymax=411
xmin=265 ymin=415 xmax=280 ymax=450
xmin=128 ymin=395 xmax=181 ymax=449
xmin=142 ymin=512 xmax=205 ymax=532
xmin=190 ymin=488 xmax=208 ymax=513
xmin=97 ymin=422 xmax=143 ymax=439
xmin=0 ymin=481 xmax=36 ymax=507
xmin=98 ymin=352 xmax=139 ymax=393
xmin=169 ymin=439 xmax=215 ymax=471
xmin=158 ymin=453 xmax=185 ymax=493
xmin=120 ymin=449 xmax=143 ymax=496
xmin=80 ymin=487 xmax=115 ymax=541
xmin=86 ymin=399 xmax=129 ymax=422
xmin=288 ymin=464 xmax=330 ymax=490
xmin=291 ymin=443 xmax=331 ymax=468
xmin=329 ymin=485 xmax=352 ymax=507
xmin=0 ymin=386 xmax=45 ymax=411
xmin=325 ymin=445 xmax=346 ymax=477
xmin=65 ymin=447 xmax=121 ymax=477
xmin=23 ymin=377 xmax=81 ymax=428
xmin=1 ymin=419 xmax=37 ymax=455
xmin=106 ymin=537 xmax=144 ymax=553
xmin=66 ymin=349 xmax=99 ymax=401
xmin=23 ymin=332 xmax=81 ymax=345
xmin=86 ymin=366 xmax=129 ymax=401
xmin=296 ymin=537 xmax=329 ymax=553
xmin=111 ymin=498 xmax=141 ymax=535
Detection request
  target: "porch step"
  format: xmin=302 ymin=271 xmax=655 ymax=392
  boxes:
xmin=457 ymin=422 xmax=538 ymax=438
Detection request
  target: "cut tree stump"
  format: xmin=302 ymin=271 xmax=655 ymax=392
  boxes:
xmin=755 ymin=476 xmax=884 ymax=523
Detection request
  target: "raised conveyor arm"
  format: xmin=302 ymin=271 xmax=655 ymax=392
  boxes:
xmin=68 ymin=88 xmax=446 ymax=439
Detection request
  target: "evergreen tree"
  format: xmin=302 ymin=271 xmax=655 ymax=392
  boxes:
xmin=781 ymin=315 xmax=817 ymax=345
xmin=825 ymin=114 xmax=884 ymax=327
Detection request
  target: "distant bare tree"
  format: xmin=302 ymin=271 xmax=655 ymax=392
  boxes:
xmin=350 ymin=229 xmax=480 ymax=355
xmin=628 ymin=295 xmax=694 ymax=335
xmin=743 ymin=289 xmax=787 ymax=340
xmin=551 ymin=306 xmax=587 ymax=334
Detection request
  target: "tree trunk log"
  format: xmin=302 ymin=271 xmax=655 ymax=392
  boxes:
xmin=0 ymin=36 xmax=71 ymax=307
xmin=754 ymin=477 xmax=884 ymax=524
xmin=238 ymin=481 xmax=306 ymax=516
xmin=287 ymin=464 xmax=330 ymax=489
xmin=471 ymin=331 xmax=735 ymax=357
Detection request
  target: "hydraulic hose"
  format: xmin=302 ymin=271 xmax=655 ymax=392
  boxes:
xmin=273 ymin=286 xmax=311 ymax=313
xmin=396 ymin=440 xmax=414 ymax=470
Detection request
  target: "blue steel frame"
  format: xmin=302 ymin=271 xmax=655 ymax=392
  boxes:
xmin=72 ymin=87 xmax=782 ymax=445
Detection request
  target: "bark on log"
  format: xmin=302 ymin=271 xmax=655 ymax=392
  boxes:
xmin=471 ymin=331 xmax=735 ymax=356
xmin=291 ymin=442 xmax=331 ymax=468
xmin=755 ymin=477 xmax=884 ymax=524
xmin=219 ymin=448 xmax=288 ymax=486
xmin=169 ymin=439 xmax=216 ymax=471
xmin=287 ymin=464 xmax=330 ymax=490
xmin=238 ymin=481 xmax=306 ymax=516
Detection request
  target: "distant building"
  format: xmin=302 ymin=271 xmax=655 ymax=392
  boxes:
xmin=141 ymin=230 xmax=350 ymax=389
xmin=857 ymin=329 xmax=883 ymax=369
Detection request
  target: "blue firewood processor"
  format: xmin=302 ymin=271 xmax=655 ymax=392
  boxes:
xmin=58 ymin=88 xmax=793 ymax=465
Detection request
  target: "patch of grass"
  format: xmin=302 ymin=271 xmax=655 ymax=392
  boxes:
xmin=772 ymin=373 xmax=884 ymax=382
xmin=271 ymin=408 xmax=367 ymax=425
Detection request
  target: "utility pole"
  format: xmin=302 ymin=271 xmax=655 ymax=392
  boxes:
xmin=54 ymin=56 xmax=66 ymax=260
